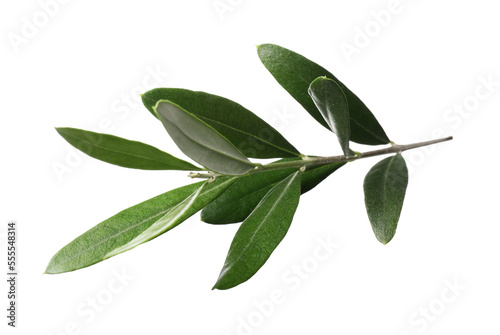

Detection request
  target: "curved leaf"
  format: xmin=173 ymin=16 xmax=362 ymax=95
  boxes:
xmin=257 ymin=43 xmax=390 ymax=145
xmin=155 ymin=100 xmax=258 ymax=175
xmin=56 ymin=128 xmax=201 ymax=171
xmin=201 ymin=159 xmax=344 ymax=224
xmin=45 ymin=181 xmax=204 ymax=274
xmin=202 ymin=168 xmax=296 ymax=224
xmin=106 ymin=176 xmax=237 ymax=259
xmin=45 ymin=177 xmax=237 ymax=274
xmin=213 ymin=171 xmax=301 ymax=290
xmin=308 ymin=77 xmax=351 ymax=157
xmin=363 ymin=154 xmax=408 ymax=244
xmin=142 ymin=88 xmax=301 ymax=158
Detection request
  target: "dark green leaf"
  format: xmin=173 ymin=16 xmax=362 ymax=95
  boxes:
xmin=363 ymin=154 xmax=408 ymax=244
xmin=257 ymin=43 xmax=390 ymax=145
xmin=155 ymin=100 xmax=258 ymax=175
xmin=45 ymin=177 xmax=237 ymax=274
xmin=201 ymin=158 xmax=344 ymax=224
xmin=308 ymin=77 xmax=351 ymax=157
xmin=56 ymin=127 xmax=202 ymax=171
xmin=142 ymin=88 xmax=301 ymax=158
xmin=213 ymin=171 xmax=301 ymax=290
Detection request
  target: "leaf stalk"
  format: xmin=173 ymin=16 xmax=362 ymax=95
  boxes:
xmin=189 ymin=136 xmax=453 ymax=179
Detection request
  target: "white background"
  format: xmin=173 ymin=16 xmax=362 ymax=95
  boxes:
xmin=1 ymin=0 xmax=499 ymax=334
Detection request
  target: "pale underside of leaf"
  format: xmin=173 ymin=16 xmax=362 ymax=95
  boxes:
xmin=257 ymin=43 xmax=390 ymax=145
xmin=105 ymin=177 xmax=238 ymax=258
xmin=105 ymin=176 xmax=238 ymax=259
xmin=141 ymin=88 xmax=301 ymax=158
xmin=45 ymin=177 xmax=237 ymax=274
xmin=155 ymin=100 xmax=257 ymax=175
xmin=45 ymin=182 xmax=204 ymax=274
xmin=105 ymin=187 xmax=202 ymax=259
xmin=308 ymin=77 xmax=351 ymax=157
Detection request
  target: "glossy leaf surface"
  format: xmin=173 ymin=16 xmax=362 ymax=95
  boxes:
xmin=56 ymin=127 xmax=201 ymax=171
xmin=363 ymin=154 xmax=408 ymax=244
xmin=142 ymin=88 xmax=300 ymax=158
xmin=213 ymin=171 xmax=301 ymax=290
xmin=106 ymin=176 xmax=237 ymax=259
xmin=308 ymin=77 xmax=351 ymax=157
xmin=201 ymin=159 xmax=344 ymax=224
xmin=257 ymin=43 xmax=390 ymax=145
xmin=46 ymin=181 xmax=204 ymax=274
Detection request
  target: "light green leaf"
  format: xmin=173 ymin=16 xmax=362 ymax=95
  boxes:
xmin=142 ymin=88 xmax=301 ymax=158
xmin=363 ymin=154 xmax=409 ymax=244
xmin=56 ymin=128 xmax=201 ymax=171
xmin=213 ymin=171 xmax=301 ymax=290
xmin=155 ymin=100 xmax=258 ymax=175
xmin=45 ymin=177 xmax=236 ymax=274
xmin=308 ymin=77 xmax=351 ymax=157
xmin=257 ymin=43 xmax=390 ymax=145
xmin=46 ymin=181 xmax=202 ymax=274
xmin=106 ymin=176 xmax=237 ymax=259
xmin=201 ymin=158 xmax=344 ymax=224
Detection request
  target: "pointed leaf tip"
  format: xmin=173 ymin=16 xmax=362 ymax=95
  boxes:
xmin=45 ymin=181 xmax=204 ymax=274
xmin=55 ymin=127 xmax=201 ymax=171
xmin=46 ymin=177 xmax=237 ymax=274
xmin=213 ymin=171 xmax=301 ymax=290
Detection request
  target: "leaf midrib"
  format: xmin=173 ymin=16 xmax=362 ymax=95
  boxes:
xmin=273 ymin=59 xmax=388 ymax=143
xmin=197 ymin=115 xmax=299 ymax=157
xmin=212 ymin=177 xmax=286 ymax=210
xmin=50 ymin=207 xmax=172 ymax=270
xmin=224 ymin=173 xmax=297 ymax=271
xmin=167 ymin=121 xmax=255 ymax=168
xmin=379 ymin=155 xmax=397 ymax=226
xmin=49 ymin=181 xmax=226 ymax=271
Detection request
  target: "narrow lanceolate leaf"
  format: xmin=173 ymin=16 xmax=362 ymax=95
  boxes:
xmin=105 ymin=176 xmax=237 ymax=259
xmin=155 ymin=100 xmax=258 ymax=175
xmin=142 ymin=88 xmax=301 ymax=158
xmin=363 ymin=154 xmax=408 ymax=245
xmin=257 ymin=43 xmax=390 ymax=145
xmin=56 ymin=128 xmax=202 ymax=171
xmin=213 ymin=171 xmax=301 ymax=290
xmin=308 ymin=77 xmax=351 ymax=157
xmin=45 ymin=177 xmax=236 ymax=274
xmin=45 ymin=181 xmax=203 ymax=274
xmin=201 ymin=159 xmax=344 ymax=224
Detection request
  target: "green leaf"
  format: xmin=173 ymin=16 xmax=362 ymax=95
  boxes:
xmin=45 ymin=181 xmax=202 ymax=274
xmin=155 ymin=100 xmax=258 ymax=175
xmin=45 ymin=177 xmax=237 ymax=274
xmin=56 ymin=128 xmax=202 ymax=171
xmin=213 ymin=171 xmax=301 ymax=290
xmin=363 ymin=154 xmax=408 ymax=244
xmin=308 ymin=77 xmax=351 ymax=157
xmin=257 ymin=43 xmax=390 ymax=145
xmin=105 ymin=176 xmax=238 ymax=259
xmin=142 ymin=88 xmax=301 ymax=158
xmin=201 ymin=159 xmax=344 ymax=224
